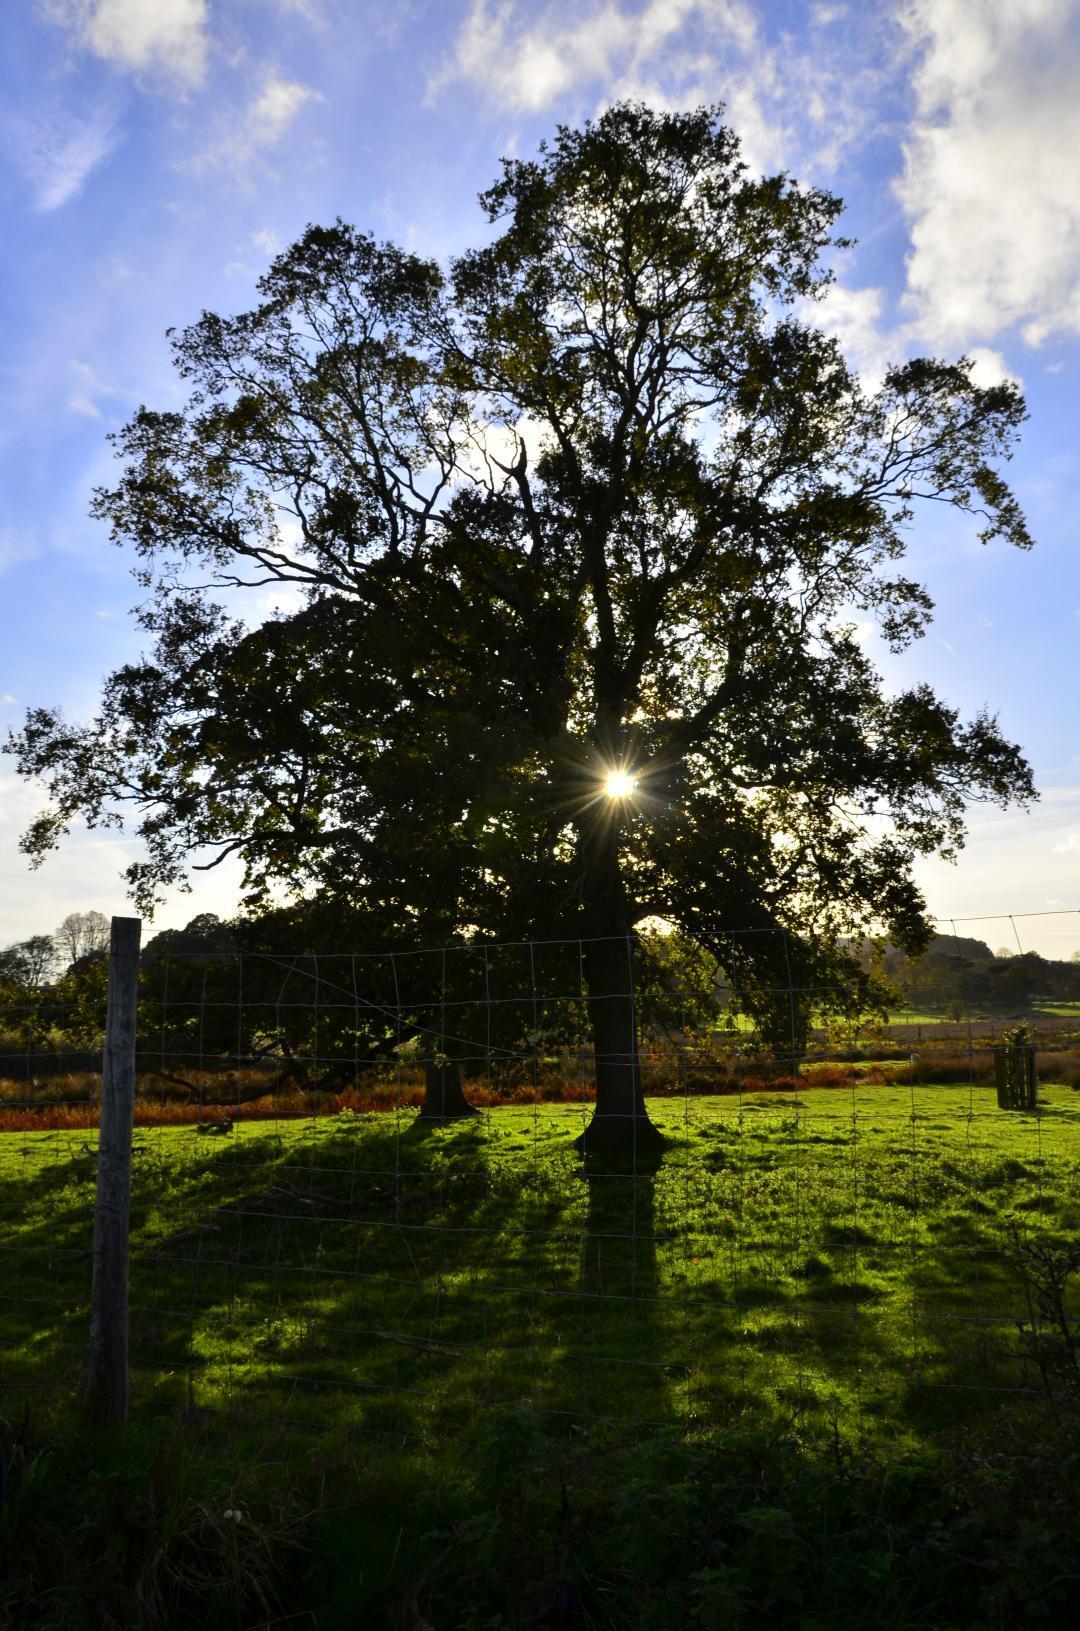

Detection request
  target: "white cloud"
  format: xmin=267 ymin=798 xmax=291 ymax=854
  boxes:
xmin=805 ymin=283 xmax=893 ymax=390
xmin=249 ymin=72 xmax=316 ymax=146
xmin=275 ymin=0 xmax=325 ymax=23
xmin=224 ymin=231 xmax=289 ymax=282
xmin=454 ymin=411 xmax=559 ymax=492
xmin=43 ymin=0 xmax=210 ymax=90
xmin=965 ymin=347 xmax=1022 ymax=390
xmin=6 ymin=104 xmax=118 ymax=211
xmin=197 ymin=70 xmax=318 ymax=171
xmin=432 ymin=0 xmax=885 ymax=182
xmin=71 ymin=359 xmax=103 ymax=388
xmin=429 ymin=0 xmax=674 ymax=113
xmin=897 ymin=0 xmax=1080 ymax=347
xmin=849 ymin=619 xmax=878 ymax=651
xmin=0 ymin=695 xmax=16 ymax=706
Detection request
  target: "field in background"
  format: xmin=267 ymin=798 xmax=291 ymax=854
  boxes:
xmin=4 ymin=1033 xmax=1080 ymax=1130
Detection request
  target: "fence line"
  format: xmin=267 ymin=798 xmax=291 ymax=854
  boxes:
xmin=1 ymin=912 xmax=1080 ymax=1451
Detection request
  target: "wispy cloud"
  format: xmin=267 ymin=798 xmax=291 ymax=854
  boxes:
xmin=42 ymin=0 xmax=210 ymax=91
xmin=249 ymin=72 xmax=318 ymax=146
xmin=67 ymin=357 xmax=122 ymax=419
xmin=429 ymin=0 xmax=882 ymax=179
xmin=196 ymin=69 xmax=319 ymax=173
xmin=274 ymin=0 xmax=326 ymax=26
xmin=224 ymin=228 xmax=288 ymax=282
xmin=897 ymin=0 xmax=1080 ymax=348
xmin=68 ymin=394 xmax=101 ymax=419
xmin=0 ymin=769 xmax=248 ymax=943
xmin=251 ymin=227 xmax=283 ymax=258
xmin=6 ymin=102 xmax=118 ymax=211
xmin=447 ymin=0 xmax=751 ymax=109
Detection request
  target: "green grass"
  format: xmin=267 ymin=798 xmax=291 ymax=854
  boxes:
xmin=4 ymin=1083 xmax=1080 ymax=1627
xmin=4 ymin=1083 xmax=1080 ymax=1441
xmin=885 ymin=1008 xmax=959 ymax=1024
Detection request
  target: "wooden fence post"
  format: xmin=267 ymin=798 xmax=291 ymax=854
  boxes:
xmin=88 ymin=915 xmax=141 ymax=1425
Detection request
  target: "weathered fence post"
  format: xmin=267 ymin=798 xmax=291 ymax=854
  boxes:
xmin=88 ymin=915 xmax=141 ymax=1425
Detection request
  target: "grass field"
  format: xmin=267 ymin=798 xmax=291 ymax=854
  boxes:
xmin=4 ymin=1082 xmax=1080 ymax=1627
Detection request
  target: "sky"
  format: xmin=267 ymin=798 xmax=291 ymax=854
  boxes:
xmin=0 ymin=0 xmax=1078 ymax=957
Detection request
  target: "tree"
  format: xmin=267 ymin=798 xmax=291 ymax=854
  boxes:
xmin=140 ymin=912 xmax=237 ymax=965
xmin=0 ymin=935 xmax=57 ymax=990
xmin=55 ymin=910 xmax=110 ymax=971
xmin=7 ymin=104 xmax=1035 ymax=1146
xmin=0 ymin=936 xmax=63 ymax=1076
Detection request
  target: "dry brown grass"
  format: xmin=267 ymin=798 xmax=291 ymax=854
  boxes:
xmin=3 ymin=1042 xmax=1078 ymax=1132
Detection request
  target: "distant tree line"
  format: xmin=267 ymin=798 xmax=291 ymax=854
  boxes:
xmin=0 ymin=905 xmax=732 ymax=1102
xmin=3 ymin=908 xmax=1077 ymax=1084
xmin=0 ymin=909 xmax=111 ymax=990
xmin=872 ymin=935 xmax=1080 ymax=1017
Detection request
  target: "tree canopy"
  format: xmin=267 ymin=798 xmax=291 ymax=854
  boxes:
xmin=54 ymin=909 xmax=110 ymax=971
xmin=8 ymin=104 xmax=1035 ymax=1142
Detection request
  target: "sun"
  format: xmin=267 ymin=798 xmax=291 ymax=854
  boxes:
xmin=603 ymin=768 xmax=637 ymax=799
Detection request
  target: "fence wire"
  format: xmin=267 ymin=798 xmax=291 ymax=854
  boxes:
xmin=2 ymin=912 xmax=1080 ymax=1450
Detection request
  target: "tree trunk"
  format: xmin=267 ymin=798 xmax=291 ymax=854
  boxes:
xmin=418 ymin=1058 xmax=478 ymax=1120
xmin=577 ymin=933 xmax=663 ymax=1151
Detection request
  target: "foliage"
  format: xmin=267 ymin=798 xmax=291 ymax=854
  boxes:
xmin=5 ymin=1408 xmax=1080 ymax=1629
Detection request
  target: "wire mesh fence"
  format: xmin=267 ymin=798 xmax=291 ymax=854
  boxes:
xmin=3 ymin=912 xmax=1080 ymax=1453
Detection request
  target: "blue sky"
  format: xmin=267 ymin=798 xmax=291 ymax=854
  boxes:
xmin=1 ymin=0 xmax=1078 ymax=956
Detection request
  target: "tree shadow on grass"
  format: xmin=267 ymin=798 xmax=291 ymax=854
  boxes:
xmin=540 ymin=1140 xmax=675 ymax=1431
xmin=116 ymin=1116 xmax=695 ymax=1449
xmin=0 ymin=1139 xmax=96 ymax=1412
xmin=122 ymin=1114 xmax=597 ymax=1436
